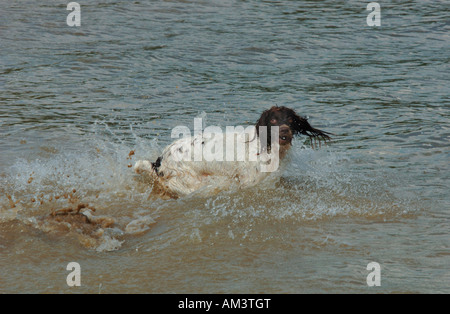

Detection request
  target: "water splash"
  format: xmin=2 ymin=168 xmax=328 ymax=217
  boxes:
xmin=0 ymin=121 xmax=421 ymax=251
xmin=0 ymin=121 xmax=162 ymax=251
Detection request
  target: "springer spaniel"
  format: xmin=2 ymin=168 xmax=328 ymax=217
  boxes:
xmin=134 ymin=106 xmax=331 ymax=198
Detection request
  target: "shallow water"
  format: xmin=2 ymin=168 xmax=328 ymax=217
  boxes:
xmin=0 ymin=0 xmax=449 ymax=293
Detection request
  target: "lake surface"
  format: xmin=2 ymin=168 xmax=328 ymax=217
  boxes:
xmin=0 ymin=0 xmax=449 ymax=293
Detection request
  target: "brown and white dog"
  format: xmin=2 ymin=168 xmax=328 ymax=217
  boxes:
xmin=134 ymin=106 xmax=331 ymax=198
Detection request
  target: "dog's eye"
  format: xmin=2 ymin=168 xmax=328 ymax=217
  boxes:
xmin=270 ymin=119 xmax=277 ymax=124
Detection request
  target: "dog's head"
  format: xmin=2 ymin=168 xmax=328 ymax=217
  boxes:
xmin=255 ymin=106 xmax=331 ymax=150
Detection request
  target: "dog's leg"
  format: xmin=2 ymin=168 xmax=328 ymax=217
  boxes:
xmin=134 ymin=160 xmax=154 ymax=174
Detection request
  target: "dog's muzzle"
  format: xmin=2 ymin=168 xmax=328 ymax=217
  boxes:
xmin=279 ymin=125 xmax=293 ymax=145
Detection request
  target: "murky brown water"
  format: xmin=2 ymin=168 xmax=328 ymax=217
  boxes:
xmin=1 ymin=0 xmax=449 ymax=293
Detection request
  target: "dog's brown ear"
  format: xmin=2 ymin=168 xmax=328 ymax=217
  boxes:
xmin=291 ymin=112 xmax=332 ymax=144
xmin=255 ymin=107 xmax=276 ymax=150
xmin=255 ymin=108 xmax=271 ymax=135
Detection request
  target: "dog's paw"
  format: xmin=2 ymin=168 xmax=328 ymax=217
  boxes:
xmin=134 ymin=160 xmax=153 ymax=174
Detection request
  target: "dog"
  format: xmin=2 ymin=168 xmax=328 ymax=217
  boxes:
xmin=134 ymin=106 xmax=331 ymax=198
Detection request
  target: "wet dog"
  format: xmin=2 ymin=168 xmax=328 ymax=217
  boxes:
xmin=134 ymin=106 xmax=331 ymax=198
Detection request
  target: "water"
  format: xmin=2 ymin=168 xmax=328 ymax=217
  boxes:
xmin=0 ymin=0 xmax=449 ymax=293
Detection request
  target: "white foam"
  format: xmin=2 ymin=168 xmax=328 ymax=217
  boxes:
xmin=125 ymin=215 xmax=157 ymax=234
xmin=95 ymin=235 xmax=125 ymax=253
